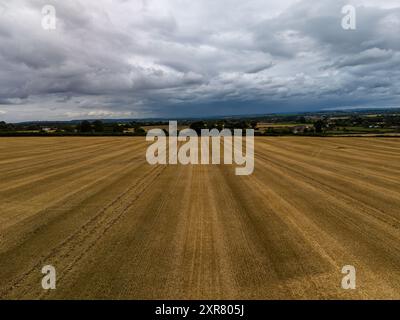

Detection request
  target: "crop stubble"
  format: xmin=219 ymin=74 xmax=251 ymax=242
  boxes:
xmin=0 ymin=137 xmax=399 ymax=299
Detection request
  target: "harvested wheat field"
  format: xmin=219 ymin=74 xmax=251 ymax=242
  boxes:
xmin=0 ymin=137 xmax=399 ymax=299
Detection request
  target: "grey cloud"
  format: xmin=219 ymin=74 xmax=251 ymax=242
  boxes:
xmin=246 ymin=62 xmax=274 ymax=74
xmin=0 ymin=0 xmax=399 ymax=121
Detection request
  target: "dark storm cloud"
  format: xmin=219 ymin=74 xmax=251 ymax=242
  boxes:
xmin=0 ymin=0 xmax=399 ymax=121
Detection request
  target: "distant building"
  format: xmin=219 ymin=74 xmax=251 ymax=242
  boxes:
xmin=123 ymin=128 xmax=134 ymax=134
xmin=292 ymin=125 xmax=312 ymax=134
xmin=41 ymin=127 xmax=58 ymax=133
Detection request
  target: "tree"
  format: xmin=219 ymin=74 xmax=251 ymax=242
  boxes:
xmin=235 ymin=121 xmax=249 ymax=130
xmin=0 ymin=121 xmax=7 ymax=131
xmin=314 ymin=120 xmax=324 ymax=133
xmin=93 ymin=120 xmax=104 ymax=133
xmin=112 ymin=123 xmax=124 ymax=133
xmin=79 ymin=120 xmax=92 ymax=133
xmin=135 ymin=127 xmax=146 ymax=135
xmin=299 ymin=116 xmax=307 ymax=124
xmin=190 ymin=121 xmax=206 ymax=134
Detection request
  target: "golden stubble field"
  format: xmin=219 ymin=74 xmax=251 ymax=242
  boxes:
xmin=0 ymin=137 xmax=399 ymax=299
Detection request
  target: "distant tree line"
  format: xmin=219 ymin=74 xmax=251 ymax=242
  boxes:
xmin=0 ymin=120 xmax=147 ymax=136
xmin=1 ymin=111 xmax=400 ymax=137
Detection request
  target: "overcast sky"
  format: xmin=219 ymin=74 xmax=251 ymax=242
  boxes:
xmin=0 ymin=0 xmax=399 ymax=122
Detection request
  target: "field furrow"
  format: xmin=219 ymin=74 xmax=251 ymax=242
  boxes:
xmin=0 ymin=137 xmax=399 ymax=299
